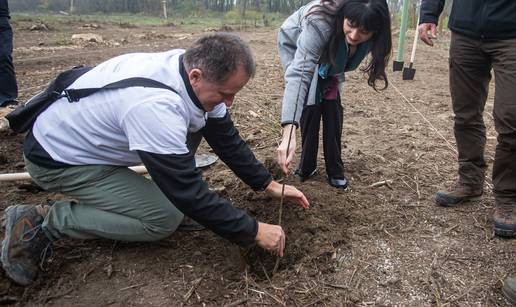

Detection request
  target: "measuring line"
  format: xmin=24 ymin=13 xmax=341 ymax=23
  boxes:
xmin=391 ymin=82 xmax=457 ymax=154
xmin=390 ymin=81 xmax=493 ymax=189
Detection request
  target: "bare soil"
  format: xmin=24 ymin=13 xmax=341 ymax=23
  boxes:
xmin=0 ymin=19 xmax=514 ymax=306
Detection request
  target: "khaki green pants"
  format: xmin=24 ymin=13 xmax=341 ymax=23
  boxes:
xmin=450 ymin=32 xmax=516 ymax=198
xmin=25 ymin=132 xmax=203 ymax=242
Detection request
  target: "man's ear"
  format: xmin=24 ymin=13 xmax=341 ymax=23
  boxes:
xmin=188 ymin=68 xmax=203 ymax=87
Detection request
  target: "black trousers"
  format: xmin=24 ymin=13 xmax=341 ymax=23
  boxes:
xmin=450 ymin=32 xmax=516 ymax=199
xmin=0 ymin=16 xmax=17 ymax=106
xmin=298 ymin=95 xmax=344 ymax=179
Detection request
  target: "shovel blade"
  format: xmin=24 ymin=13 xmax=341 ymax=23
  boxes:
xmin=402 ymin=67 xmax=416 ymax=80
xmin=195 ymin=153 xmax=218 ymax=168
xmin=393 ymin=61 xmax=404 ymax=72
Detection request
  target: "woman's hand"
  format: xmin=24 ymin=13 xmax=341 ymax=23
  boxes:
xmin=265 ymin=180 xmax=310 ymax=209
xmin=277 ymin=124 xmax=297 ymax=175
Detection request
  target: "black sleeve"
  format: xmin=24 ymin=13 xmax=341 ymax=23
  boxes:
xmin=201 ymin=112 xmax=273 ymax=191
xmin=420 ymin=0 xmax=445 ymax=25
xmin=0 ymin=0 xmax=9 ymax=18
xmin=138 ymin=150 xmax=258 ymax=247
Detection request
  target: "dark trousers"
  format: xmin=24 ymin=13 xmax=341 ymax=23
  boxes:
xmin=298 ymin=95 xmax=344 ymax=179
xmin=450 ymin=32 xmax=516 ymax=199
xmin=0 ymin=16 xmax=17 ymax=106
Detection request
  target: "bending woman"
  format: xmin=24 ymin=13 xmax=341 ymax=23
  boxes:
xmin=276 ymin=0 xmax=391 ymax=189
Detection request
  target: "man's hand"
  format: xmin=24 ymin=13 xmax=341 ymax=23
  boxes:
xmin=265 ymin=180 xmax=310 ymax=209
xmin=277 ymin=124 xmax=297 ymax=175
xmin=419 ymin=23 xmax=437 ymax=46
xmin=256 ymin=222 xmax=285 ymax=257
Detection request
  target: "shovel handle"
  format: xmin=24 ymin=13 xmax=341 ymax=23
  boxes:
xmin=409 ymin=17 xmax=420 ymax=63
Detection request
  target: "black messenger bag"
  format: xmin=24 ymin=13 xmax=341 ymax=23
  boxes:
xmin=6 ymin=66 xmax=177 ymax=134
xmin=6 ymin=66 xmax=92 ymax=134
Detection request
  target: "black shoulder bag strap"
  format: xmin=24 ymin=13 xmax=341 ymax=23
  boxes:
xmin=60 ymin=77 xmax=178 ymax=102
xmin=7 ymin=71 xmax=178 ymax=134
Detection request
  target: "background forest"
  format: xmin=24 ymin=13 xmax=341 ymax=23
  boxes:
xmin=10 ymin=0 xmax=452 ymax=29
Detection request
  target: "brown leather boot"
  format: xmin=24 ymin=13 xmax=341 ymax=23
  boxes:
xmin=493 ymin=198 xmax=516 ymax=237
xmin=435 ymin=181 xmax=483 ymax=207
xmin=436 ymin=162 xmax=484 ymax=207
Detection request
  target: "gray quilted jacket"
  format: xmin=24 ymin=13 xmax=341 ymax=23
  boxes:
xmin=277 ymin=1 xmax=337 ymax=126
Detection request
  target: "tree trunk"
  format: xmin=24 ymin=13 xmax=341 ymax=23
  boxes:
xmin=240 ymin=0 xmax=247 ymax=30
xmin=162 ymin=0 xmax=167 ymax=19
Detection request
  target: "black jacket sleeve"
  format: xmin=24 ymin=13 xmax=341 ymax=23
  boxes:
xmin=420 ymin=0 xmax=445 ymax=25
xmin=138 ymin=150 xmax=258 ymax=247
xmin=0 ymin=0 xmax=9 ymax=18
xmin=201 ymin=112 xmax=273 ymax=191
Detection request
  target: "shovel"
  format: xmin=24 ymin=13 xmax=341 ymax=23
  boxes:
xmin=403 ymin=16 xmax=420 ymax=80
xmin=393 ymin=0 xmax=410 ymax=72
xmin=194 ymin=153 xmax=218 ymax=168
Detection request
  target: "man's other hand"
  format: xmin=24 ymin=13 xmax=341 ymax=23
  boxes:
xmin=419 ymin=23 xmax=437 ymax=46
xmin=256 ymin=222 xmax=285 ymax=257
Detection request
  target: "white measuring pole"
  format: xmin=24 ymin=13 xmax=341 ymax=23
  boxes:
xmin=0 ymin=165 xmax=148 ymax=182
xmin=409 ymin=16 xmax=420 ymax=64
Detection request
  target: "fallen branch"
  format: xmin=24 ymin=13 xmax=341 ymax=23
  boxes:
xmin=263 ymin=290 xmax=286 ymax=307
xmin=322 ymin=282 xmax=349 ymax=290
xmin=223 ymin=298 xmax=248 ymax=307
xmin=119 ymin=283 xmax=146 ymax=291
xmin=369 ymin=180 xmax=393 ymax=189
xmin=183 ymin=276 xmax=204 ymax=302
xmin=261 ymin=263 xmax=272 ymax=285
xmin=446 ymin=280 xmax=486 ymax=304
xmin=441 ymin=224 xmax=459 ymax=236
xmin=43 ymin=287 xmax=74 ymax=303
xmin=82 ymin=266 xmax=96 ymax=282
xmin=303 ymin=295 xmax=328 ymax=307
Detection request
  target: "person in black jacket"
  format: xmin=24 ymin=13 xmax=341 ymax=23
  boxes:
xmin=0 ymin=33 xmax=310 ymax=286
xmin=0 ymin=0 xmax=18 ymax=107
xmin=419 ymin=1 xmax=516 ymax=302
xmin=419 ymin=0 xmax=516 ymax=237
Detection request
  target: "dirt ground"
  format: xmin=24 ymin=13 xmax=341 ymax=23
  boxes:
xmin=0 ymin=18 xmax=514 ymax=306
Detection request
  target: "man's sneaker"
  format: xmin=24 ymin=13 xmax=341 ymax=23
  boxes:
xmin=493 ymin=199 xmax=516 ymax=237
xmin=1 ymin=205 xmax=51 ymax=286
xmin=294 ymin=169 xmax=317 ymax=183
xmin=503 ymin=276 xmax=516 ymax=305
xmin=435 ymin=181 xmax=483 ymax=207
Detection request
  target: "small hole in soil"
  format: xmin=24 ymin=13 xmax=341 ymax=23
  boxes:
xmin=242 ymin=243 xmax=307 ymax=279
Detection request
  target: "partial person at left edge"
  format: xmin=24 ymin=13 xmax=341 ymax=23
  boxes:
xmin=0 ymin=0 xmax=18 ymax=107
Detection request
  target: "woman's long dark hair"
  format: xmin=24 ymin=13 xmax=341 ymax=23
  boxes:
xmin=307 ymin=0 xmax=392 ymax=90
